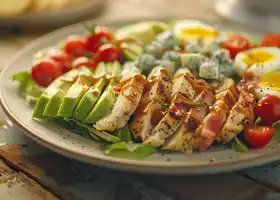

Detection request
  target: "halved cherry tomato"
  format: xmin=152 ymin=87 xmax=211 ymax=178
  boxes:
xmin=72 ymin=57 xmax=97 ymax=69
xmin=86 ymin=27 xmax=113 ymax=53
xmin=64 ymin=35 xmax=86 ymax=57
xmin=31 ymin=58 xmax=63 ymax=87
xmin=256 ymin=95 xmax=280 ymax=125
xmin=260 ymin=34 xmax=280 ymax=47
xmin=96 ymin=44 xmax=121 ymax=63
xmin=48 ymin=50 xmax=73 ymax=73
xmin=244 ymin=125 xmax=275 ymax=148
xmin=222 ymin=34 xmax=251 ymax=59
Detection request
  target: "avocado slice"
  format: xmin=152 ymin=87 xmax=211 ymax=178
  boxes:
xmin=115 ymin=21 xmax=168 ymax=44
xmin=83 ymin=79 xmax=117 ymax=123
xmin=57 ymin=70 xmax=94 ymax=118
xmin=123 ymin=43 xmax=143 ymax=61
xmin=32 ymin=67 xmax=89 ymax=119
xmin=83 ymin=62 xmax=121 ymax=124
xmin=73 ymin=78 xmax=106 ymax=121
xmin=105 ymin=61 xmax=122 ymax=78
xmin=72 ymin=62 xmax=109 ymax=121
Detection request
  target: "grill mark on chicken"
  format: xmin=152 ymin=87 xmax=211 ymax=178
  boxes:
xmin=198 ymin=79 xmax=239 ymax=150
xmin=218 ymin=87 xmax=255 ymax=143
xmin=96 ymin=74 xmax=146 ymax=132
xmin=163 ymin=87 xmax=215 ymax=152
xmin=143 ymin=93 xmax=196 ymax=147
xmin=129 ymin=67 xmax=173 ymax=140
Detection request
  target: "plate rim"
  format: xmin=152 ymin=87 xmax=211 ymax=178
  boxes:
xmin=1 ymin=16 xmax=279 ymax=174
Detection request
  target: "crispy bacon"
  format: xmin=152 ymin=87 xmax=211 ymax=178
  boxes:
xmin=198 ymin=78 xmax=239 ymax=150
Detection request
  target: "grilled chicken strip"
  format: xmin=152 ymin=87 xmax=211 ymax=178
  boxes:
xmin=198 ymin=78 xmax=239 ymax=150
xmin=218 ymin=88 xmax=255 ymax=143
xmin=129 ymin=67 xmax=172 ymax=140
xmin=143 ymin=93 xmax=200 ymax=147
xmin=95 ymin=74 xmax=146 ymax=132
xmin=163 ymin=87 xmax=215 ymax=152
xmin=171 ymin=68 xmax=196 ymax=100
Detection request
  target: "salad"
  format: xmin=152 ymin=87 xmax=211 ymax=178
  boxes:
xmin=12 ymin=19 xmax=280 ymax=158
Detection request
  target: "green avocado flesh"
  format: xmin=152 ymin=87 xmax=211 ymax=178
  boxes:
xmin=57 ymin=73 xmax=94 ymax=118
xmin=83 ymin=80 xmax=117 ymax=123
xmin=32 ymin=67 xmax=91 ymax=119
xmin=123 ymin=43 xmax=143 ymax=61
xmin=72 ymin=63 xmax=107 ymax=121
xmin=83 ymin=62 xmax=121 ymax=124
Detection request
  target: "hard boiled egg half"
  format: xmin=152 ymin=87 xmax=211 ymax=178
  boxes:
xmin=172 ymin=20 xmax=222 ymax=45
xmin=255 ymin=72 xmax=280 ymax=100
xmin=235 ymin=47 xmax=280 ymax=77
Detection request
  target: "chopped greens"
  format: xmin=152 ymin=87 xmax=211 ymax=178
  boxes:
xmin=272 ymin=120 xmax=280 ymax=137
xmin=231 ymin=137 xmax=248 ymax=153
xmin=12 ymin=71 xmax=44 ymax=103
xmin=101 ymin=141 xmax=157 ymax=158
xmin=114 ymin=126 xmax=132 ymax=142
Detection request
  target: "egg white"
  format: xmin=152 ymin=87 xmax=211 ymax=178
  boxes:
xmin=235 ymin=47 xmax=280 ymax=77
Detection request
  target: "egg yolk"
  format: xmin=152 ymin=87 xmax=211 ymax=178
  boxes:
xmin=180 ymin=27 xmax=219 ymax=38
xmin=242 ymin=50 xmax=275 ymax=67
xmin=260 ymin=72 xmax=280 ymax=88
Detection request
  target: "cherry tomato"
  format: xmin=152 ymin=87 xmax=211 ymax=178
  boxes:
xmin=86 ymin=29 xmax=113 ymax=53
xmin=96 ymin=44 xmax=121 ymax=63
xmin=72 ymin=57 xmax=97 ymax=69
xmin=48 ymin=50 xmax=73 ymax=73
xmin=260 ymin=34 xmax=280 ymax=47
xmin=31 ymin=58 xmax=63 ymax=87
xmin=222 ymin=35 xmax=251 ymax=59
xmin=244 ymin=125 xmax=275 ymax=148
xmin=256 ymin=95 xmax=280 ymax=125
xmin=64 ymin=35 xmax=86 ymax=57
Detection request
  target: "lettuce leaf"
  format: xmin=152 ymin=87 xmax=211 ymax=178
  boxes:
xmin=114 ymin=126 xmax=132 ymax=142
xmin=101 ymin=141 xmax=156 ymax=158
xmin=272 ymin=120 xmax=280 ymax=137
xmin=12 ymin=71 xmax=44 ymax=104
xmin=58 ymin=118 xmax=121 ymax=143
xmin=231 ymin=137 xmax=248 ymax=153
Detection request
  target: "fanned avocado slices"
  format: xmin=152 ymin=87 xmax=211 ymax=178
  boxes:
xmin=57 ymin=68 xmax=94 ymax=118
xmin=73 ymin=63 xmax=107 ymax=121
xmin=83 ymin=62 xmax=122 ymax=124
xmin=32 ymin=67 xmax=90 ymax=119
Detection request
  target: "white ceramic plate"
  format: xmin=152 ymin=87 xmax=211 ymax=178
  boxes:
xmin=0 ymin=0 xmax=104 ymax=27
xmin=1 ymin=17 xmax=279 ymax=175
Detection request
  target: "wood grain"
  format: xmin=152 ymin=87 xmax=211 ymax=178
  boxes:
xmin=0 ymin=160 xmax=59 ymax=200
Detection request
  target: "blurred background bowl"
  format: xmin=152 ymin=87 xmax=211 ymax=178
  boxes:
xmin=0 ymin=0 xmax=105 ymax=28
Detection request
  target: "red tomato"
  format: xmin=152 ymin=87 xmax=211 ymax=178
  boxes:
xmin=64 ymin=35 xmax=86 ymax=57
xmin=260 ymin=34 xmax=280 ymax=47
xmin=31 ymin=58 xmax=63 ymax=87
xmin=72 ymin=57 xmax=97 ymax=69
xmin=256 ymin=95 xmax=280 ymax=125
xmin=244 ymin=125 xmax=275 ymax=148
xmin=96 ymin=44 xmax=121 ymax=63
xmin=222 ymin=35 xmax=251 ymax=59
xmin=86 ymin=31 xmax=113 ymax=53
xmin=48 ymin=50 xmax=73 ymax=73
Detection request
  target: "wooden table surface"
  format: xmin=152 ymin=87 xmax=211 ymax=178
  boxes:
xmin=1 ymin=0 xmax=280 ymax=199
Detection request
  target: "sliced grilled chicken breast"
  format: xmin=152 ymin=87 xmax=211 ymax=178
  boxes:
xmin=163 ymin=87 xmax=215 ymax=152
xmin=171 ymin=68 xmax=196 ymax=100
xmin=129 ymin=67 xmax=172 ymax=140
xmin=198 ymin=78 xmax=239 ymax=150
xmin=96 ymin=74 xmax=146 ymax=132
xmin=218 ymin=89 xmax=255 ymax=143
xmin=143 ymin=93 xmax=200 ymax=147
